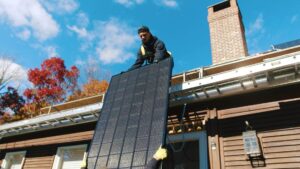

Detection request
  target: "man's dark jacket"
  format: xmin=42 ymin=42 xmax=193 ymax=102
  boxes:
xmin=128 ymin=36 xmax=169 ymax=71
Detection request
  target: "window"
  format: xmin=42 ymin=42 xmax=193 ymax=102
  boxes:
xmin=1 ymin=151 xmax=26 ymax=169
xmin=164 ymin=131 xmax=209 ymax=169
xmin=52 ymin=144 xmax=87 ymax=169
xmin=164 ymin=140 xmax=200 ymax=169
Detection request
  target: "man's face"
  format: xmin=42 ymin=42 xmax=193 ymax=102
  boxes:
xmin=139 ymin=31 xmax=151 ymax=43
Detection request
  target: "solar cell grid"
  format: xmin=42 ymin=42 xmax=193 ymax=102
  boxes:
xmin=132 ymin=151 xmax=147 ymax=166
xmin=119 ymin=153 xmax=133 ymax=168
xmin=88 ymin=58 xmax=172 ymax=168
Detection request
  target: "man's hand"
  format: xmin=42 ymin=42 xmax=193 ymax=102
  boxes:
xmin=153 ymin=146 xmax=167 ymax=160
xmin=80 ymin=160 xmax=86 ymax=169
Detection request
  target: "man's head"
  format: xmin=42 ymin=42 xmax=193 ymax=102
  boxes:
xmin=138 ymin=26 xmax=152 ymax=44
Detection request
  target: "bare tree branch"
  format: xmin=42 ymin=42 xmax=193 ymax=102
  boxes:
xmin=77 ymin=59 xmax=111 ymax=86
xmin=0 ymin=56 xmax=26 ymax=90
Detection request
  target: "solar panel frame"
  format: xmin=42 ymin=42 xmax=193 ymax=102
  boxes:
xmin=88 ymin=58 xmax=173 ymax=169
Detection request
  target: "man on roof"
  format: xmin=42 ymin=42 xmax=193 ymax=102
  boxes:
xmin=128 ymin=26 xmax=171 ymax=71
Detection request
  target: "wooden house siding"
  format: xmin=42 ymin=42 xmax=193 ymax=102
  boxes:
xmin=0 ymin=123 xmax=95 ymax=168
xmin=0 ymin=122 xmax=95 ymax=151
xmin=0 ymin=130 xmax=93 ymax=150
xmin=0 ymin=142 xmax=89 ymax=169
xmin=216 ymin=99 xmax=300 ymax=169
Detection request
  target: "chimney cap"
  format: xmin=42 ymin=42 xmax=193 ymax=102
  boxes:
xmin=207 ymin=0 xmax=230 ymax=9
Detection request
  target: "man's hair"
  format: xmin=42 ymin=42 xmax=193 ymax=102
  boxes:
xmin=138 ymin=26 xmax=150 ymax=34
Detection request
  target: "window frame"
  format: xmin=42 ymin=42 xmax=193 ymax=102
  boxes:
xmin=166 ymin=131 xmax=208 ymax=169
xmin=1 ymin=151 xmax=26 ymax=169
xmin=52 ymin=144 xmax=88 ymax=169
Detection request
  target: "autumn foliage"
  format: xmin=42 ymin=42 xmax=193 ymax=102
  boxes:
xmin=0 ymin=57 xmax=110 ymax=123
xmin=24 ymin=57 xmax=79 ymax=109
xmin=68 ymin=79 xmax=108 ymax=101
xmin=0 ymin=87 xmax=26 ymax=124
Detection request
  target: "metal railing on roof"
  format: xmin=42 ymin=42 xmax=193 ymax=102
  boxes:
xmin=0 ymin=103 xmax=102 ymax=137
xmin=169 ymin=52 xmax=300 ymax=106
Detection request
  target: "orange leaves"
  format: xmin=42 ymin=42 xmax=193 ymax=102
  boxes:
xmin=83 ymin=79 xmax=109 ymax=95
xmin=68 ymin=79 xmax=108 ymax=101
xmin=22 ymin=101 xmax=49 ymax=117
xmin=0 ymin=112 xmax=11 ymax=124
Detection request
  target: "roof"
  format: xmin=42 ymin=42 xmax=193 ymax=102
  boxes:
xmin=1 ymin=44 xmax=300 ymax=138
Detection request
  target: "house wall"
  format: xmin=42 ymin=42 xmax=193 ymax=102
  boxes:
xmin=205 ymin=84 xmax=300 ymax=169
xmin=0 ymin=122 xmax=96 ymax=169
xmin=218 ymin=100 xmax=300 ymax=168
xmin=2 ymin=84 xmax=300 ymax=169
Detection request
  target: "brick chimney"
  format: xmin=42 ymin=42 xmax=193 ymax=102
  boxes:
xmin=208 ymin=0 xmax=248 ymax=65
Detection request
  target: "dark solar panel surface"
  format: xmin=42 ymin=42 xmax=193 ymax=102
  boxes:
xmin=88 ymin=58 xmax=173 ymax=169
xmin=273 ymin=39 xmax=300 ymax=50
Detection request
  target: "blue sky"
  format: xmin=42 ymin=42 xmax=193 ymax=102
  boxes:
xmin=0 ymin=0 xmax=300 ymax=90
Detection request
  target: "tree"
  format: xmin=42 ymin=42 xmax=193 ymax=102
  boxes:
xmin=0 ymin=56 xmax=26 ymax=91
xmin=24 ymin=57 xmax=79 ymax=107
xmin=76 ymin=58 xmax=111 ymax=85
xmin=0 ymin=87 xmax=26 ymax=124
xmin=68 ymin=79 xmax=108 ymax=101
xmin=82 ymin=79 xmax=108 ymax=95
xmin=68 ymin=58 xmax=110 ymax=101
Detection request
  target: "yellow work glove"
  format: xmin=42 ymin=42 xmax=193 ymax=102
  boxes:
xmin=153 ymin=146 xmax=167 ymax=160
xmin=80 ymin=160 xmax=87 ymax=169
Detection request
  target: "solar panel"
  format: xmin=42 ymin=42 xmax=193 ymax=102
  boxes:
xmin=272 ymin=39 xmax=300 ymax=50
xmin=88 ymin=58 xmax=173 ymax=169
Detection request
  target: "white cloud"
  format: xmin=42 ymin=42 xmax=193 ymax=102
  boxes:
xmin=75 ymin=58 xmax=85 ymax=66
xmin=44 ymin=46 xmax=59 ymax=58
xmin=95 ymin=19 xmax=137 ymax=64
xmin=67 ymin=12 xmax=93 ymax=50
xmin=16 ymin=29 xmax=31 ymax=40
xmin=76 ymin=12 xmax=89 ymax=28
xmin=40 ymin=0 xmax=79 ymax=14
xmin=115 ymin=0 xmax=178 ymax=8
xmin=75 ymin=57 xmax=99 ymax=70
xmin=291 ymin=15 xmax=298 ymax=24
xmin=0 ymin=58 xmax=29 ymax=90
xmin=67 ymin=25 xmax=89 ymax=38
xmin=69 ymin=17 xmax=137 ymax=64
xmin=0 ymin=0 xmax=60 ymax=41
xmin=159 ymin=0 xmax=178 ymax=8
xmin=31 ymin=44 xmax=59 ymax=58
xmin=115 ymin=0 xmax=145 ymax=7
xmin=246 ymin=14 xmax=266 ymax=54
xmin=246 ymin=13 xmax=264 ymax=36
